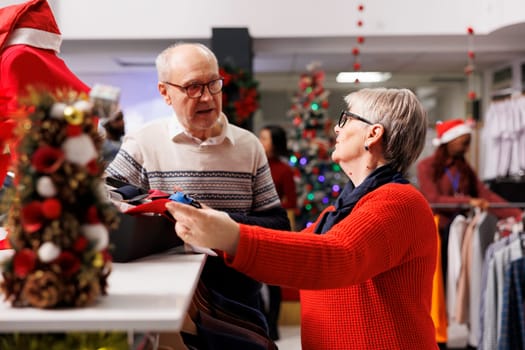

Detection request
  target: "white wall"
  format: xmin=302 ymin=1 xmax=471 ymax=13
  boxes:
xmin=45 ymin=0 xmax=525 ymax=39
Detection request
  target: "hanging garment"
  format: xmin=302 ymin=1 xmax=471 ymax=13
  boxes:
xmin=481 ymin=234 xmax=523 ymax=350
xmin=497 ymin=256 xmax=525 ymax=350
xmin=431 ymin=215 xmax=448 ymax=343
xmin=468 ymin=212 xmax=498 ymax=347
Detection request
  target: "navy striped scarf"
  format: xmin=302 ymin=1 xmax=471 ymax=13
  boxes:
xmin=314 ymin=164 xmax=408 ymax=234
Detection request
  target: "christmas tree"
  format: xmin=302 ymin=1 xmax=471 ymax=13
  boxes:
xmin=287 ymin=63 xmax=346 ymax=230
xmin=0 ymin=90 xmax=119 ymax=309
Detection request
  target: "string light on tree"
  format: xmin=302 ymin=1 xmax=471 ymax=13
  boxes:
xmin=287 ymin=63 xmax=346 ymax=229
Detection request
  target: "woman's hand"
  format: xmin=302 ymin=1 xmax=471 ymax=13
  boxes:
xmin=469 ymin=197 xmax=489 ymax=210
xmin=165 ymin=201 xmax=240 ymax=255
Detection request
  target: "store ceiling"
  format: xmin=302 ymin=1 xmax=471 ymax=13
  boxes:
xmin=61 ymin=22 xmax=525 ymax=91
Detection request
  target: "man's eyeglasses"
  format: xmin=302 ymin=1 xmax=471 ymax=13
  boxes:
xmin=338 ymin=110 xmax=374 ymax=128
xmin=162 ymin=78 xmax=224 ymax=99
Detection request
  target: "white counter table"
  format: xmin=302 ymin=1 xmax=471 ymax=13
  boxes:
xmin=0 ymin=252 xmax=206 ymax=333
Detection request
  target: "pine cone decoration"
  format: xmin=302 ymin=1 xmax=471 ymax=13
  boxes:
xmin=75 ymin=279 xmax=100 ymax=307
xmin=21 ymin=270 xmax=63 ymax=308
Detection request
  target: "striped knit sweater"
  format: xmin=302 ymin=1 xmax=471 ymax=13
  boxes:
xmin=106 ymin=115 xmax=281 ymax=214
xmin=227 ymin=183 xmax=439 ymax=349
xmin=106 ymin=115 xmax=287 ymax=307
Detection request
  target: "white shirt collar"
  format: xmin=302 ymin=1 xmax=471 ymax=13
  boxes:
xmin=168 ymin=112 xmax=235 ymax=146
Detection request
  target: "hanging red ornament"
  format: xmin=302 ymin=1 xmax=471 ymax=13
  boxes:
xmin=354 ymin=78 xmax=360 ymax=84
xmin=464 ymin=65 xmax=474 ymax=75
xmin=465 ymin=26 xmax=476 ymax=101
xmin=353 ymin=2 xmax=365 ymax=77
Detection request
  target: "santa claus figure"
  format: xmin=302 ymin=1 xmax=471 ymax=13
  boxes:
xmin=0 ymin=0 xmax=90 ymax=243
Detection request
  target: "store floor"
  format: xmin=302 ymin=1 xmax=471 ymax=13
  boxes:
xmin=275 ymin=325 xmax=301 ymax=350
xmin=274 ymin=324 xmax=474 ymax=350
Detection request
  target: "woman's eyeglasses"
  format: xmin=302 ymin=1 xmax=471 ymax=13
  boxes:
xmin=163 ymin=78 xmax=224 ymax=99
xmin=338 ymin=110 xmax=374 ymax=128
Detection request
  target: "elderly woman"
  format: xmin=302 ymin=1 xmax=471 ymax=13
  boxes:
xmin=167 ymin=88 xmax=438 ymax=350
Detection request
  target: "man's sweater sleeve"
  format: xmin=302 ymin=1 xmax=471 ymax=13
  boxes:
xmin=229 ymin=206 xmax=291 ymax=230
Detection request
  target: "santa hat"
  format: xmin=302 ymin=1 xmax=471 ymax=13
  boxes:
xmin=0 ymin=0 xmax=62 ymax=52
xmin=432 ymin=119 xmax=472 ymax=146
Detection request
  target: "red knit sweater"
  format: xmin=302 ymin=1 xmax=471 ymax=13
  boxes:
xmin=228 ymin=183 xmax=438 ymax=349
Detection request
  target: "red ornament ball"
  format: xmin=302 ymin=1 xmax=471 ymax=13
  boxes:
xmin=467 ymin=26 xmax=474 ymax=35
xmin=86 ymin=205 xmax=100 ymax=224
xmin=358 ymin=4 xmax=364 ymax=11
xmin=13 ymin=249 xmax=37 ymax=278
xmin=73 ymin=236 xmax=89 ymax=252
xmin=468 ymin=50 xmax=475 ymax=59
xmin=353 ymin=62 xmax=361 ymax=71
xmin=41 ymin=198 xmax=62 ymax=219
xmin=66 ymin=125 xmax=83 ymax=137
xmin=357 ymin=36 xmax=365 ymax=44
xmin=352 ymin=47 xmax=360 ymax=56
xmin=357 ymin=20 xmax=363 ymax=27
xmin=468 ymin=91 xmax=477 ymax=100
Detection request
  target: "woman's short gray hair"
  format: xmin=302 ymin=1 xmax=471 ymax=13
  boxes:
xmin=344 ymin=88 xmax=427 ymax=175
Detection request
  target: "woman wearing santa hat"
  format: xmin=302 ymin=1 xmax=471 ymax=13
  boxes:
xmin=417 ymin=118 xmax=522 ymax=231
xmin=417 ymin=118 xmax=523 ymax=297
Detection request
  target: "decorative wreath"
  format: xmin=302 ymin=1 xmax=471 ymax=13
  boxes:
xmin=219 ymin=64 xmax=260 ymax=127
